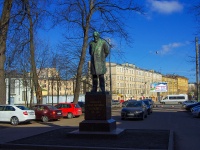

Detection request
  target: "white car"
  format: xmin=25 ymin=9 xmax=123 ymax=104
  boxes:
xmin=0 ymin=105 xmax=35 ymax=125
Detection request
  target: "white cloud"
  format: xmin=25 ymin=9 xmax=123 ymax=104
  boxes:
xmin=156 ymin=41 xmax=189 ymax=55
xmin=147 ymin=0 xmax=183 ymax=14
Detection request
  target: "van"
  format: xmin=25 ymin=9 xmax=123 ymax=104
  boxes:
xmin=160 ymin=94 xmax=188 ymax=104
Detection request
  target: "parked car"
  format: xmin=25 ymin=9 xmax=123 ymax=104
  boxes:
xmin=181 ymin=100 xmax=197 ymax=109
xmin=185 ymin=102 xmax=200 ymax=111
xmin=122 ymin=100 xmax=137 ymax=107
xmin=55 ymin=103 xmax=82 ymax=119
xmin=144 ymin=99 xmax=155 ymax=108
xmin=33 ymin=104 xmax=62 ymax=122
xmin=142 ymin=99 xmax=153 ymax=115
xmin=78 ymin=101 xmax=85 ymax=113
xmin=0 ymin=105 xmax=35 ymax=125
xmin=121 ymin=100 xmax=148 ymax=120
xmin=191 ymin=105 xmax=200 ymax=112
xmin=191 ymin=106 xmax=200 ymax=117
xmin=111 ymin=100 xmax=121 ymax=108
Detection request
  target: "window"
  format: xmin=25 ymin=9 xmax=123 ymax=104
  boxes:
xmin=169 ymin=97 xmax=176 ymax=100
xmin=63 ymin=104 xmax=71 ymax=108
xmin=5 ymin=106 xmax=15 ymax=111
xmin=10 ymin=79 xmax=15 ymax=94
xmin=177 ymin=96 xmax=185 ymax=99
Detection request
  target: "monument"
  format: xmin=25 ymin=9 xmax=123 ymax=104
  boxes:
xmin=70 ymin=31 xmax=124 ymax=137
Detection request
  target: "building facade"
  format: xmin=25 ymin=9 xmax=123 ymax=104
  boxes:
xmin=162 ymin=75 xmax=188 ymax=97
xmin=5 ymin=64 xmax=189 ymax=104
xmin=103 ymin=62 xmax=162 ymax=101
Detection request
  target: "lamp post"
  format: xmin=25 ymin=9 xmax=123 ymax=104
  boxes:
xmin=51 ymin=76 xmax=54 ymax=106
xmin=124 ymin=65 xmax=128 ymax=100
xmin=107 ymin=39 xmax=112 ymax=98
xmin=8 ymin=57 xmax=11 ymax=104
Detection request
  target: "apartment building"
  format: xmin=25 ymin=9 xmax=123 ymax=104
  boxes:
xmin=6 ymin=64 xmax=189 ymax=104
xmin=104 ymin=62 xmax=162 ymax=100
xmin=162 ymin=75 xmax=188 ymax=97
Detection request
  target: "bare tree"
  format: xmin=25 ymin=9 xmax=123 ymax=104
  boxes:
xmin=192 ymin=2 xmax=200 ymax=32
xmin=53 ymin=0 xmax=142 ymax=103
xmin=0 ymin=0 xmax=13 ymax=104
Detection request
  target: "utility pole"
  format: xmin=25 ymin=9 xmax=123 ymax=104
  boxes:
xmin=195 ymin=37 xmax=200 ymax=101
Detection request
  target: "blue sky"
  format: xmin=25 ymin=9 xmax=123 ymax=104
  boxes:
xmin=39 ymin=0 xmax=198 ymax=83
xmin=109 ymin=0 xmax=198 ymax=83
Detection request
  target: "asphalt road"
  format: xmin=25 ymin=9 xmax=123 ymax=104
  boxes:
xmin=0 ymin=104 xmax=200 ymax=150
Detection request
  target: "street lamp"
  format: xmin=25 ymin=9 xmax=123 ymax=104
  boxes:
xmin=107 ymin=39 xmax=112 ymax=97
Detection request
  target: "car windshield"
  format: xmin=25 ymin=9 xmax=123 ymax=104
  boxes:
xmin=16 ymin=105 xmax=30 ymax=110
xmin=75 ymin=104 xmax=81 ymax=108
xmin=126 ymin=101 xmax=142 ymax=107
xmin=47 ymin=105 xmax=58 ymax=110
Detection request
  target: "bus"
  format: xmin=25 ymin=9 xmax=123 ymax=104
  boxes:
xmin=160 ymin=94 xmax=188 ymax=104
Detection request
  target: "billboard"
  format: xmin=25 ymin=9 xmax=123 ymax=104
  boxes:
xmin=150 ymin=82 xmax=168 ymax=92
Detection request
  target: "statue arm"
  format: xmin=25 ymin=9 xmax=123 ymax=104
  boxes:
xmin=104 ymin=42 xmax=110 ymax=58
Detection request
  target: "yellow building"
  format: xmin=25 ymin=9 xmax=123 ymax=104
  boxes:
xmin=37 ymin=66 xmax=188 ymax=102
xmin=103 ymin=62 xmax=162 ymax=100
xmin=162 ymin=75 xmax=188 ymax=97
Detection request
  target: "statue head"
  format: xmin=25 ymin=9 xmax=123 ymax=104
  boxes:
xmin=93 ymin=31 xmax=100 ymax=43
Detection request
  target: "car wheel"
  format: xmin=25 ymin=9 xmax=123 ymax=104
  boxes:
xmin=41 ymin=116 xmax=49 ymax=122
xmin=67 ymin=113 xmax=73 ymax=119
xmin=11 ymin=116 xmax=19 ymax=125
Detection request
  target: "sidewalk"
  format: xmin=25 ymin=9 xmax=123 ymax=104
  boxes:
xmin=0 ymin=126 xmax=64 ymax=144
xmin=0 ymin=126 xmax=173 ymax=150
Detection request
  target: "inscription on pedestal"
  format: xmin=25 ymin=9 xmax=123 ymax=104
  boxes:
xmin=85 ymin=92 xmax=111 ymax=120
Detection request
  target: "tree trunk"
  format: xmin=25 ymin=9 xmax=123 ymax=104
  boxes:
xmin=73 ymin=1 xmax=94 ymax=104
xmin=25 ymin=0 xmax=43 ymax=104
xmin=0 ymin=0 xmax=13 ymax=104
xmin=73 ymin=39 xmax=88 ymax=104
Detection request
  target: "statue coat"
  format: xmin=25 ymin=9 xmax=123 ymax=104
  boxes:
xmin=89 ymin=39 xmax=109 ymax=75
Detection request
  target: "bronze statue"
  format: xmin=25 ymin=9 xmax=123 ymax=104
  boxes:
xmin=89 ymin=31 xmax=110 ymax=92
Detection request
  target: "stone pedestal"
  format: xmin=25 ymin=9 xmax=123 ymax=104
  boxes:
xmin=69 ymin=92 xmax=124 ymax=137
xmin=79 ymin=92 xmax=116 ymax=132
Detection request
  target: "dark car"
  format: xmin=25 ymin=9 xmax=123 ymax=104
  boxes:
xmin=122 ymin=100 xmax=137 ymax=107
xmin=33 ymin=104 xmax=62 ymax=122
xmin=121 ymin=101 xmax=148 ymax=120
xmin=142 ymin=100 xmax=153 ymax=115
xmin=78 ymin=101 xmax=85 ymax=113
xmin=185 ymin=102 xmax=200 ymax=111
xmin=144 ymin=99 xmax=155 ymax=108
xmin=181 ymin=100 xmax=197 ymax=109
